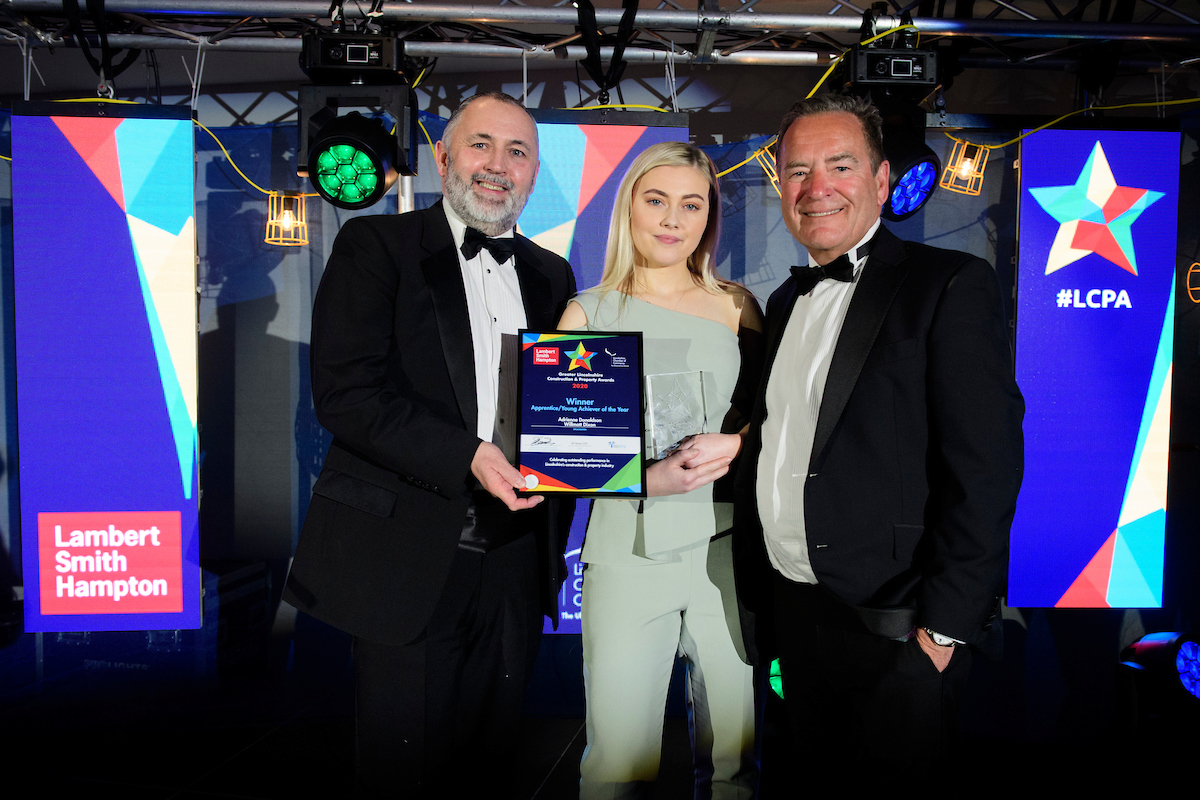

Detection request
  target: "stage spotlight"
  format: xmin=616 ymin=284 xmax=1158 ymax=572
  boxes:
xmin=1181 ymin=640 xmax=1200 ymax=698
xmin=1121 ymin=631 xmax=1200 ymax=702
xmin=846 ymin=11 xmax=940 ymax=221
xmin=769 ymin=658 xmax=784 ymax=699
xmin=1118 ymin=630 xmax=1200 ymax=743
xmin=297 ymin=31 xmax=418 ymax=210
xmin=882 ymin=131 xmax=940 ymax=221
xmin=308 ymin=113 xmax=397 ymax=209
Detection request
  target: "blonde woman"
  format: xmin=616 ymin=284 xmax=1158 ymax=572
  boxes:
xmin=559 ymin=142 xmax=763 ymax=799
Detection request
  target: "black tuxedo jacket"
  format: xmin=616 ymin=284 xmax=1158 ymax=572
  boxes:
xmin=734 ymin=225 xmax=1024 ymax=657
xmin=284 ymin=202 xmax=577 ymax=645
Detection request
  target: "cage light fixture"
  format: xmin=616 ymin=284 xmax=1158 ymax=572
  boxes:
xmin=265 ymin=191 xmax=309 ymax=246
xmin=940 ymin=140 xmax=990 ymax=196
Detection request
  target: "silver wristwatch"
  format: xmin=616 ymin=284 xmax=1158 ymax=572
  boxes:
xmin=923 ymin=627 xmax=957 ymax=647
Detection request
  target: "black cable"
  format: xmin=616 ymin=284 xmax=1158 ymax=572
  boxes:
xmin=576 ymin=0 xmax=638 ymax=106
xmin=150 ymin=48 xmax=161 ymax=104
xmin=62 ymin=0 xmax=142 ymax=89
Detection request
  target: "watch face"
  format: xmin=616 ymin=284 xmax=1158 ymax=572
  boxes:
xmin=925 ymin=628 xmax=955 ymax=646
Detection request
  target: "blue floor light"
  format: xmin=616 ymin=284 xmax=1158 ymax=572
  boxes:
xmin=1175 ymin=638 xmax=1200 ymax=699
xmin=1118 ymin=632 xmax=1200 ymax=739
xmin=1121 ymin=631 xmax=1200 ymax=704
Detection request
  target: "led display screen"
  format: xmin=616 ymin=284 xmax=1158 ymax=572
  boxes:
xmin=518 ymin=120 xmax=687 ymax=633
xmin=1010 ymin=128 xmax=1177 ymax=608
xmin=12 ymin=102 xmax=201 ymax=631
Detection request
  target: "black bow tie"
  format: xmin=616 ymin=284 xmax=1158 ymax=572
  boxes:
xmin=461 ymin=227 xmax=514 ymax=263
xmin=790 ymin=239 xmax=872 ymax=296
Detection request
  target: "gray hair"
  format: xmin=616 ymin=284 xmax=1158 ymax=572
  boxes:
xmin=775 ymin=93 xmax=885 ymax=174
xmin=441 ymin=91 xmax=536 ymax=149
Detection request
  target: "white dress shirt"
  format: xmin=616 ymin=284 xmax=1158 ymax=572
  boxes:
xmin=757 ymin=219 xmax=880 ymax=583
xmin=442 ymin=202 xmax=528 ymax=442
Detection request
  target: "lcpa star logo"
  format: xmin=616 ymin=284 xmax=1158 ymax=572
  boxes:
xmin=566 ymin=342 xmax=596 ymax=371
xmin=1028 ymin=141 xmax=1163 ymax=276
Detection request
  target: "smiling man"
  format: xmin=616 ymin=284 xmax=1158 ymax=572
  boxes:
xmin=284 ymin=92 xmax=575 ymax=797
xmin=734 ymin=93 xmax=1024 ymax=773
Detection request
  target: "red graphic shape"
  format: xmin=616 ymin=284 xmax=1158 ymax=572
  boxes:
xmin=1055 ymin=529 xmax=1116 ymax=607
xmin=38 ymin=511 xmax=183 ymax=615
xmin=578 ymin=125 xmax=647 ymax=214
xmin=1102 ymin=185 xmax=1146 ymax=223
xmin=51 ymin=116 xmax=126 ymax=210
xmin=519 ymin=466 xmax=577 ymax=492
xmin=1072 ymin=220 xmax=1135 ymax=274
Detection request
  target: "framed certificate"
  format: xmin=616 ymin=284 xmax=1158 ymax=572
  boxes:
xmin=515 ymin=331 xmax=646 ymax=497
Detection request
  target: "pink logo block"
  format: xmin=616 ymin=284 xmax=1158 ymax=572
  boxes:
xmin=533 ymin=346 xmax=559 ymax=365
xmin=38 ymin=511 xmax=183 ymax=615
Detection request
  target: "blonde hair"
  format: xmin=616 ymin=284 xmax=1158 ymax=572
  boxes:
xmin=596 ymin=141 xmax=737 ymax=299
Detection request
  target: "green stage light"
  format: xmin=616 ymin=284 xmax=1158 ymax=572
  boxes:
xmin=769 ymin=658 xmax=784 ymax=699
xmin=306 ymin=112 xmax=397 ymax=209
xmin=315 ymin=144 xmax=379 ymax=203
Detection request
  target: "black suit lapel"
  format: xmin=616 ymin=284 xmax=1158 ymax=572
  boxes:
xmin=809 ymin=227 xmax=910 ymax=471
xmin=419 ymin=201 xmax=478 ymax=432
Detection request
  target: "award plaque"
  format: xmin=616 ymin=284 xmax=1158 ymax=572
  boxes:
xmin=645 ymin=371 xmax=708 ymax=460
xmin=516 ymin=331 xmax=646 ymax=497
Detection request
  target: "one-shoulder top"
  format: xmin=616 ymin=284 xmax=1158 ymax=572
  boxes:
xmin=569 ymin=290 xmax=741 ymax=564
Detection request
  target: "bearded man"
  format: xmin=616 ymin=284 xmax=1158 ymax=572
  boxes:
xmin=284 ymin=92 xmax=576 ymax=797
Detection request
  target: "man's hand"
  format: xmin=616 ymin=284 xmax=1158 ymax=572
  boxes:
xmin=915 ymin=627 xmax=955 ymax=673
xmin=471 ymin=442 xmax=544 ymax=511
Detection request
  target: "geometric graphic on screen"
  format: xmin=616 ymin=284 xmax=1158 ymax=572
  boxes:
xmin=519 ymin=123 xmax=688 ymax=290
xmin=1055 ymin=288 xmax=1172 ymax=608
xmin=519 ymin=124 xmax=642 ymax=256
xmin=1028 ymin=141 xmax=1164 ymax=276
xmin=1010 ymin=129 xmax=1177 ymax=608
xmin=51 ymin=115 xmax=198 ymax=499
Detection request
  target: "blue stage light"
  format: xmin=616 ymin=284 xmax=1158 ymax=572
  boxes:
xmin=1177 ymin=640 xmax=1200 ymax=698
xmin=889 ymin=161 xmax=937 ymax=218
xmin=1122 ymin=631 xmax=1200 ymax=704
xmin=881 ymin=134 xmax=941 ymax=222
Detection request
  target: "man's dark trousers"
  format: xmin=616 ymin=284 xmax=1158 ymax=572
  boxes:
xmin=354 ymin=532 xmax=540 ymax=797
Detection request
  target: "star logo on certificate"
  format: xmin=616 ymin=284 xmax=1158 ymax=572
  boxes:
xmin=1028 ymin=141 xmax=1163 ymax=276
xmin=566 ymin=342 xmax=596 ymax=371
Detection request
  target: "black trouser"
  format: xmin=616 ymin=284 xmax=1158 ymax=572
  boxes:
xmin=771 ymin=576 xmax=971 ymax=779
xmin=353 ymin=532 xmax=541 ymax=798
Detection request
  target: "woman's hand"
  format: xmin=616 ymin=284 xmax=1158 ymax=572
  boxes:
xmin=645 ymin=433 xmax=742 ymax=498
xmin=676 ymin=432 xmax=743 ymax=470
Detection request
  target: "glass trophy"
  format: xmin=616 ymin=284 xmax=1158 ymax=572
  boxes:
xmin=645 ymin=371 xmax=708 ymax=460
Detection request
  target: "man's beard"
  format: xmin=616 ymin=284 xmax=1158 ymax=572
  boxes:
xmin=443 ymin=154 xmax=530 ymax=237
